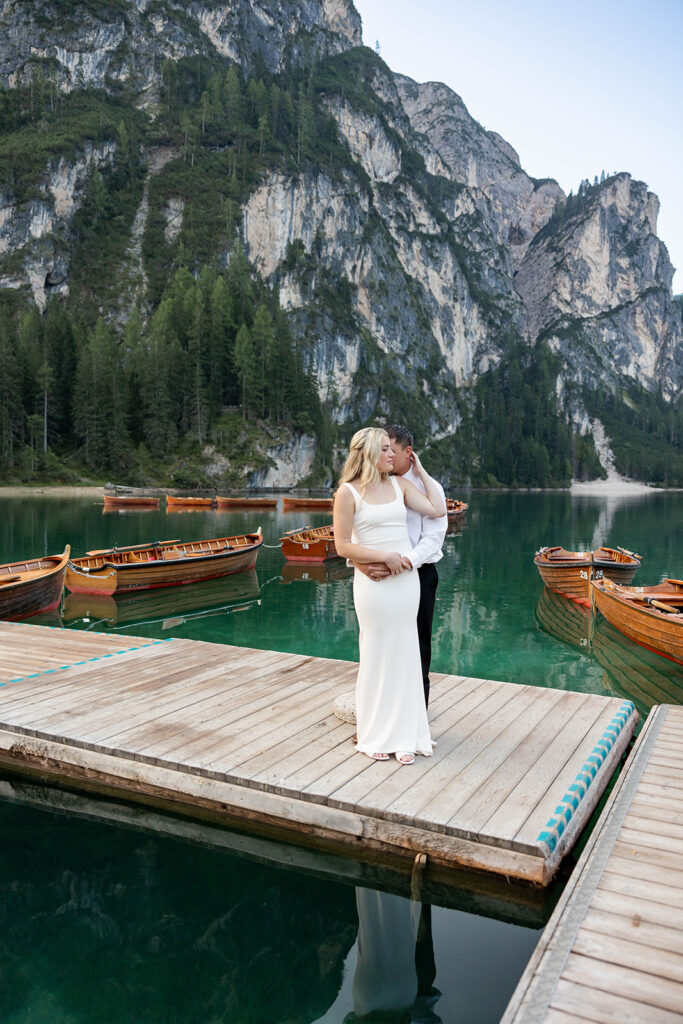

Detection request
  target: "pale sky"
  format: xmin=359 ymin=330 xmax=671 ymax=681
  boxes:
xmin=353 ymin=0 xmax=683 ymax=293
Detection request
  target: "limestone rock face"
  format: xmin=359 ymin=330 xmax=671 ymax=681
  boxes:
xmin=0 ymin=141 xmax=116 ymax=308
xmin=0 ymin=0 xmax=361 ymax=94
xmin=514 ymin=174 xmax=683 ymax=400
xmin=394 ymin=74 xmax=565 ymax=268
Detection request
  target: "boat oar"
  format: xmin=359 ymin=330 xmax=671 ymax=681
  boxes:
xmin=617 ymin=545 xmax=642 ymax=560
xmin=646 ymin=598 xmax=683 ymax=614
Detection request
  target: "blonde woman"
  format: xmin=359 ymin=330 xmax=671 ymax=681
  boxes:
xmin=333 ymin=427 xmax=446 ymax=764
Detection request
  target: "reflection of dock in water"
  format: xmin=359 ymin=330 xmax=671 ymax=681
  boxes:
xmin=535 ymin=586 xmax=591 ymax=651
xmin=281 ymin=560 xmax=352 ymax=585
xmin=593 ymin=616 xmax=683 ymax=718
xmin=63 ymin=569 xmax=260 ymax=629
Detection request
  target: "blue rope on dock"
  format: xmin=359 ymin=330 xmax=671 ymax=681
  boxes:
xmin=2 ymin=639 xmax=171 ymax=686
xmin=537 ymin=700 xmax=636 ymax=853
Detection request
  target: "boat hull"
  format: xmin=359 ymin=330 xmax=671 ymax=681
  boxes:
xmin=103 ymin=494 xmax=160 ymax=508
xmin=282 ymin=497 xmax=333 ymax=511
xmin=66 ymin=535 xmax=262 ymax=596
xmin=0 ymin=547 xmax=70 ymax=620
xmin=534 ymin=546 xmax=640 ymax=601
xmin=592 ymin=578 xmax=683 ymax=665
xmin=281 ymin=526 xmax=337 ymax=562
xmin=216 ymin=496 xmax=278 ymax=508
xmin=166 ymin=495 xmax=215 ymax=508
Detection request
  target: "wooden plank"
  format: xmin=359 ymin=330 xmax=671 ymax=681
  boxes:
xmin=580 ymin=907 xmax=683 ymax=955
xmin=551 ymin=978 xmax=683 ymax=1024
xmin=562 ymin=953 xmax=683 ymax=1014
xmin=589 ymin=887 xmax=683 ymax=932
xmin=324 ymin=675 xmax=503 ymax=812
xmin=484 ymin=695 xmax=605 ymax=843
xmin=513 ymin=697 xmax=634 ymax=849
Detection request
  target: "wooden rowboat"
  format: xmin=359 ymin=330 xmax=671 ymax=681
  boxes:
xmin=0 ymin=546 xmax=70 ymax=620
xmin=65 ymin=533 xmax=262 ymax=596
xmin=166 ymin=494 xmax=216 ymax=508
xmin=103 ymin=493 xmax=160 ymax=508
xmin=591 ymin=577 xmax=683 ymax=666
xmin=282 ymin=496 xmax=333 ymax=511
xmin=533 ymin=545 xmax=640 ymax=602
xmin=446 ymin=499 xmax=469 ymax=520
xmin=216 ymin=495 xmax=278 ymax=508
xmin=280 ymin=524 xmax=337 ymax=562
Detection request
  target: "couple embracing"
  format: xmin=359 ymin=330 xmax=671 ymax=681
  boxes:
xmin=333 ymin=426 xmax=447 ymax=765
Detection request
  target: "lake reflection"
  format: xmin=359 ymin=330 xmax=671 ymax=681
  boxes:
xmin=1 ymin=489 xmax=682 ymax=1021
xmin=0 ymin=780 xmax=542 ymax=1024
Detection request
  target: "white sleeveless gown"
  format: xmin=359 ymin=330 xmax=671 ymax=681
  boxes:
xmin=344 ymin=478 xmax=433 ymax=757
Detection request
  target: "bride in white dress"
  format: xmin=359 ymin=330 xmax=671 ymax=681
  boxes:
xmin=333 ymin=428 xmax=447 ymax=764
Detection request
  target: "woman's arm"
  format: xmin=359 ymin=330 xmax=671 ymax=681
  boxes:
xmin=397 ymin=454 xmax=446 ymax=518
xmin=333 ymin=487 xmax=407 ymax=574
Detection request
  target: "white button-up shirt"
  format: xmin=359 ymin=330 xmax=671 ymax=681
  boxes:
xmin=401 ymin=465 xmax=447 ymax=568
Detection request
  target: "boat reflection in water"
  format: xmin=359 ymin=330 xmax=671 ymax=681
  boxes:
xmin=535 ymin=586 xmax=592 ymax=651
xmin=593 ymin=616 xmax=683 ymax=718
xmin=63 ymin=568 xmax=260 ymax=630
xmin=535 ymin=586 xmax=683 ymax=719
xmin=281 ymin=560 xmax=353 ymax=585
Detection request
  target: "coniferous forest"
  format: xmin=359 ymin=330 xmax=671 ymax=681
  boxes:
xmin=1 ymin=48 xmax=681 ymax=488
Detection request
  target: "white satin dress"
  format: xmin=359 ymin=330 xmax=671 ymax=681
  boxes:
xmin=344 ymin=477 xmax=433 ymax=757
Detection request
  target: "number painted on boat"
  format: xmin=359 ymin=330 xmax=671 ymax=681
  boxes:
xmin=580 ymin=570 xmax=588 ymax=579
xmin=595 ymin=570 xmax=603 ymax=578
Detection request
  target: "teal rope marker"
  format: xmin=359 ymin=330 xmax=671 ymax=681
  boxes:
xmin=1 ymin=638 xmax=171 ymax=687
xmin=537 ymin=700 xmax=635 ymax=853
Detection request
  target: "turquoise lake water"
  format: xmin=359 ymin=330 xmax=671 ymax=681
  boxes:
xmin=0 ymin=490 xmax=681 ymax=1022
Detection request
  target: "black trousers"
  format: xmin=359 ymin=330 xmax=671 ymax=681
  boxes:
xmin=417 ymin=563 xmax=439 ymax=708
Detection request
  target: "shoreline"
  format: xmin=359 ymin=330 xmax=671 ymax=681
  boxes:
xmin=0 ymin=481 xmax=679 ymax=498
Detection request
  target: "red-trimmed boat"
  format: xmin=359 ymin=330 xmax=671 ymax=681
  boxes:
xmin=591 ymin=577 xmax=683 ymax=666
xmin=534 ymin=545 xmax=640 ymax=603
xmin=280 ymin=525 xmax=337 ymax=562
xmin=65 ymin=533 xmax=262 ymax=596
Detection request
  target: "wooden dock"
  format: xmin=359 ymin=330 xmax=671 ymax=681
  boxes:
xmin=0 ymin=622 xmax=638 ymax=886
xmin=502 ymin=703 xmax=683 ymax=1021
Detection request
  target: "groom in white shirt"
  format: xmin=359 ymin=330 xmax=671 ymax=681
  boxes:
xmin=354 ymin=424 xmax=447 ymax=708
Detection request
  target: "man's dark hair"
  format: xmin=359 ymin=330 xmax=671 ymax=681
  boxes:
xmin=385 ymin=424 xmax=414 ymax=448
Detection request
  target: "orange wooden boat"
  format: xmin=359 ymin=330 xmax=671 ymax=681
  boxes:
xmin=65 ymin=533 xmax=262 ymax=596
xmin=282 ymin=496 xmax=333 ymax=511
xmin=280 ymin=524 xmax=337 ymax=562
xmin=216 ymin=495 xmax=278 ymax=508
xmin=446 ymin=499 xmax=468 ymax=520
xmin=533 ymin=545 xmax=640 ymax=602
xmin=0 ymin=546 xmax=70 ymax=620
xmin=166 ymin=494 xmax=216 ymax=508
xmin=103 ymin=493 xmax=160 ymax=508
xmin=591 ymin=577 xmax=683 ymax=666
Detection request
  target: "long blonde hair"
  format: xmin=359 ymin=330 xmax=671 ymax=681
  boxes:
xmin=338 ymin=427 xmax=389 ymax=496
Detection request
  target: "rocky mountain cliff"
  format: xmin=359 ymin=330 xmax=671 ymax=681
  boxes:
xmin=0 ymin=0 xmax=680 ymax=484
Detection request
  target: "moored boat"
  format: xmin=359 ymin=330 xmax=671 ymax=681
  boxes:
xmin=166 ymin=494 xmax=216 ymax=508
xmin=65 ymin=533 xmax=262 ymax=596
xmin=591 ymin=577 xmax=683 ymax=666
xmin=533 ymin=545 xmax=640 ymax=602
xmin=216 ymin=495 xmax=278 ymax=508
xmin=446 ymin=499 xmax=469 ymax=520
xmin=103 ymin=493 xmax=160 ymax=508
xmin=0 ymin=546 xmax=70 ymax=620
xmin=282 ymin=496 xmax=333 ymax=511
xmin=280 ymin=524 xmax=337 ymax=562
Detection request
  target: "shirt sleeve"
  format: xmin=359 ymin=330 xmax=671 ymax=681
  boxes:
xmin=408 ymin=482 xmax=447 ymax=569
